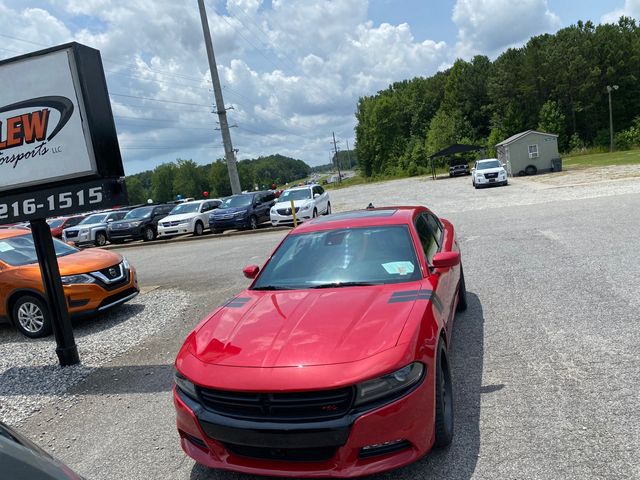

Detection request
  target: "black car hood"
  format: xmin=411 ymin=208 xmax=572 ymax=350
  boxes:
xmin=212 ymin=206 xmax=249 ymax=216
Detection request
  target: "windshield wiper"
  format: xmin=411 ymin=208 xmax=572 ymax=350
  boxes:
xmin=310 ymin=282 xmax=381 ymax=289
xmin=252 ymin=285 xmax=294 ymax=291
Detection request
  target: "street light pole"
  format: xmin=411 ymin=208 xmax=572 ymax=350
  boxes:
xmin=607 ymin=85 xmax=619 ymax=153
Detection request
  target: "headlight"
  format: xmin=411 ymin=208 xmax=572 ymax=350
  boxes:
xmin=122 ymin=257 xmax=130 ymax=271
xmin=179 ymin=220 xmax=190 ymax=225
xmin=234 ymin=209 xmax=248 ymax=216
xmin=301 ymin=203 xmax=312 ymax=211
xmin=129 ymin=221 xmax=142 ymax=227
xmin=174 ymin=370 xmax=198 ymax=400
xmin=209 ymin=214 xmax=215 ymax=220
xmin=61 ymin=274 xmax=96 ymax=285
xmin=354 ymin=362 xmax=424 ymax=406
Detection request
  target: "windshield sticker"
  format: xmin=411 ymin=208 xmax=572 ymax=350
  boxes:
xmin=0 ymin=241 xmax=15 ymax=252
xmin=382 ymin=261 xmax=415 ymax=275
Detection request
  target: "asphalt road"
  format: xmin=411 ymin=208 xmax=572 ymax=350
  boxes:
xmin=16 ymin=174 xmax=640 ymax=480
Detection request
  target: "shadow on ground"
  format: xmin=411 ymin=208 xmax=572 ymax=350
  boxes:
xmin=189 ymin=292 xmax=486 ymax=480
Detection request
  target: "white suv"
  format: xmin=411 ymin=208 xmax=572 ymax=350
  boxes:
xmin=472 ymin=159 xmax=508 ymax=188
xmin=270 ymin=185 xmax=331 ymax=226
xmin=157 ymin=199 xmax=221 ymax=237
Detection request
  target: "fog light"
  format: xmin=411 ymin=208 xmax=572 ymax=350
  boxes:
xmin=360 ymin=439 xmax=411 ymax=458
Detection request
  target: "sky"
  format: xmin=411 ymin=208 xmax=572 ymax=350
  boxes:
xmin=0 ymin=0 xmax=636 ymax=174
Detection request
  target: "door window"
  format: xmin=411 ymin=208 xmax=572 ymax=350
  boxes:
xmin=415 ymin=215 xmax=439 ymax=264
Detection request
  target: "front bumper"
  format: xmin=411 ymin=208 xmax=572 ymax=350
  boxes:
xmin=209 ymin=217 xmax=249 ymax=231
xmin=66 ymin=267 xmax=139 ymax=318
xmin=158 ymin=223 xmax=192 ymax=237
xmin=270 ymin=209 xmax=314 ymax=226
xmin=64 ymin=230 xmax=93 ymax=245
xmin=108 ymin=226 xmax=144 ymax=241
xmin=173 ymin=375 xmax=435 ymax=478
xmin=474 ymin=176 xmax=507 ymax=186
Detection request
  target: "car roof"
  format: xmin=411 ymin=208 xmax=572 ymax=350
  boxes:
xmin=293 ymin=207 xmax=422 ymax=234
xmin=477 ymin=158 xmax=499 ymax=163
xmin=0 ymin=229 xmax=30 ymax=240
xmin=285 ymin=185 xmax=314 ymax=191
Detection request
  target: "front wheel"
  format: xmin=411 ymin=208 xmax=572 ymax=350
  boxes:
xmin=433 ymin=339 xmax=454 ymax=447
xmin=13 ymin=295 xmax=52 ymax=338
xmin=248 ymin=215 xmax=258 ymax=230
xmin=143 ymin=226 xmax=156 ymax=241
xmin=324 ymin=202 xmax=331 ymax=215
xmin=194 ymin=221 xmax=204 ymax=236
xmin=95 ymin=232 xmax=107 ymax=247
xmin=312 ymin=208 xmax=318 ymax=218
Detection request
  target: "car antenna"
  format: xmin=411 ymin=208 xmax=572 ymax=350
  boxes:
xmin=366 ymin=203 xmax=375 ymax=209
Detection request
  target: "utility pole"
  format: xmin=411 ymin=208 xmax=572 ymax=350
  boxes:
xmin=345 ymin=138 xmax=353 ymax=169
xmin=607 ymin=85 xmax=619 ymax=153
xmin=332 ymin=132 xmax=342 ymax=183
xmin=198 ymin=0 xmax=241 ymax=194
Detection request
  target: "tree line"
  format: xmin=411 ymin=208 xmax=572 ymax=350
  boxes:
xmin=125 ymin=154 xmax=310 ymax=204
xmin=355 ymin=16 xmax=640 ymax=177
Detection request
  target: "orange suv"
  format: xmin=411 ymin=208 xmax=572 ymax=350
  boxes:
xmin=0 ymin=228 xmax=139 ymax=338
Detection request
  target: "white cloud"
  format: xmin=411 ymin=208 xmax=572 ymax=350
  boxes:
xmin=0 ymin=0 xmax=450 ymax=172
xmin=602 ymin=0 xmax=640 ymax=23
xmin=453 ymin=0 xmax=561 ymax=57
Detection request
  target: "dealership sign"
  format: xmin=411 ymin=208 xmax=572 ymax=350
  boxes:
xmin=0 ymin=43 xmax=126 ymax=224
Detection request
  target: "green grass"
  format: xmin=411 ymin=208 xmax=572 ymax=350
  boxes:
xmin=563 ymin=149 xmax=640 ymax=169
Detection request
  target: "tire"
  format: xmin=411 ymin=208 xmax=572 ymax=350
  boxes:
xmin=13 ymin=295 xmax=52 ymax=338
xmin=324 ymin=203 xmax=331 ymax=215
xmin=456 ymin=264 xmax=468 ymax=312
xmin=194 ymin=221 xmax=204 ymax=236
xmin=248 ymin=215 xmax=258 ymax=230
xmin=143 ymin=226 xmax=156 ymax=241
xmin=434 ymin=339 xmax=454 ymax=447
xmin=474 ymin=184 xmax=479 ymax=189
xmin=525 ymin=165 xmax=538 ymax=176
xmin=95 ymin=232 xmax=107 ymax=247
xmin=312 ymin=208 xmax=318 ymax=218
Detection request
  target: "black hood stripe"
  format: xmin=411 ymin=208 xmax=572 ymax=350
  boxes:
xmin=0 ymin=96 xmax=74 ymax=141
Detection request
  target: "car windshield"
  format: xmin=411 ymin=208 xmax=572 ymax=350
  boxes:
xmin=170 ymin=203 xmax=201 ymax=214
xmin=125 ymin=207 xmax=153 ymax=219
xmin=80 ymin=214 xmax=107 ymax=225
xmin=252 ymin=226 xmax=421 ymax=290
xmin=279 ymin=189 xmax=312 ymax=202
xmin=0 ymin=234 xmax=78 ymax=267
xmin=48 ymin=218 xmax=65 ymax=228
xmin=220 ymin=195 xmax=252 ymax=209
xmin=477 ymin=160 xmax=501 ymax=170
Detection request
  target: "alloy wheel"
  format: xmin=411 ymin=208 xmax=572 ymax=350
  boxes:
xmin=17 ymin=302 xmax=45 ymax=334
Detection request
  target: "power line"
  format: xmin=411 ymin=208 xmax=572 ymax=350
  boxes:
xmin=110 ymin=93 xmax=213 ymax=108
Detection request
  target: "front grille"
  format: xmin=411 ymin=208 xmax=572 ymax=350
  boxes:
xmin=214 ymin=214 xmax=235 ymax=220
xmin=277 ymin=207 xmax=300 ymax=215
xmin=92 ymin=263 xmax=129 ymax=291
xmin=112 ymin=223 xmax=130 ymax=229
xmin=225 ymin=443 xmax=337 ymax=462
xmin=65 ymin=231 xmax=79 ymax=238
xmin=163 ymin=221 xmax=180 ymax=227
xmin=484 ymin=172 xmax=498 ymax=179
xmin=198 ymin=387 xmax=354 ymax=422
xmin=359 ymin=440 xmax=411 ymax=459
xmin=97 ymin=287 xmax=138 ymax=309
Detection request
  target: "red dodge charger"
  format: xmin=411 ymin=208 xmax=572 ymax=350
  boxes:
xmin=173 ymin=206 xmax=467 ymax=477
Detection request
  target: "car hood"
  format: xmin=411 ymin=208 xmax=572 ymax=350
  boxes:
xmin=161 ymin=213 xmax=198 ymax=222
xmin=476 ymin=167 xmax=505 ymax=174
xmin=212 ymin=206 xmax=249 ymax=216
xmin=20 ymin=249 xmax=122 ymax=276
xmin=189 ymin=284 xmax=423 ymax=368
xmin=274 ymin=199 xmax=312 ymax=209
xmin=65 ymin=222 xmax=104 ymax=231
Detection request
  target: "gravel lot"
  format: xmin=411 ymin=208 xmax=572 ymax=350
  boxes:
xmin=3 ymin=167 xmax=640 ymax=480
xmin=0 ymin=289 xmax=190 ymax=426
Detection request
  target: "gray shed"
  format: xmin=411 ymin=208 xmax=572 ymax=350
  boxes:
xmin=496 ymin=130 xmax=560 ymax=176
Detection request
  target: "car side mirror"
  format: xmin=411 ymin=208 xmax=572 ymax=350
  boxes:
xmin=432 ymin=251 xmax=460 ymax=269
xmin=314 ymin=193 xmax=320 ymax=198
xmin=502 ymin=163 xmax=507 ymax=168
xmin=243 ymin=265 xmax=260 ymax=279
xmin=107 ymin=218 xmax=114 ymax=222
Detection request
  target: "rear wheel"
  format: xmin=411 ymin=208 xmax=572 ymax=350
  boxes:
xmin=13 ymin=295 xmax=52 ymax=338
xmin=456 ymin=264 xmax=468 ymax=312
xmin=95 ymin=232 xmax=107 ymax=247
xmin=434 ymin=339 xmax=454 ymax=447
xmin=194 ymin=221 xmax=204 ymax=236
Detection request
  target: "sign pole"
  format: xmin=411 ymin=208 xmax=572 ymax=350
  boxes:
xmin=30 ymin=219 xmax=80 ymax=366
